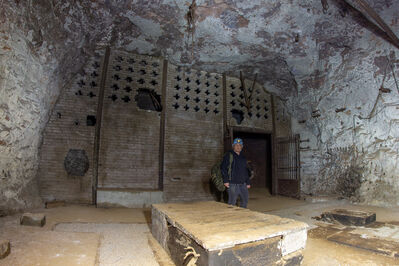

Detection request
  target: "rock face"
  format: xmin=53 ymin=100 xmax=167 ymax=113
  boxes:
xmin=0 ymin=1 xmax=114 ymax=214
xmin=1 ymin=0 xmax=399 ymax=211
xmin=288 ymin=2 xmax=399 ymax=206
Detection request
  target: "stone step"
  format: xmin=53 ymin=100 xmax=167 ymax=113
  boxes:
xmin=96 ymin=188 xmax=163 ymax=208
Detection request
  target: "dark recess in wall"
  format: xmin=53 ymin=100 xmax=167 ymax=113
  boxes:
xmin=86 ymin=115 xmax=96 ymax=126
xmin=233 ymin=131 xmax=272 ymax=193
xmin=135 ymin=88 xmax=162 ymax=112
xmin=231 ymin=109 xmax=244 ymax=124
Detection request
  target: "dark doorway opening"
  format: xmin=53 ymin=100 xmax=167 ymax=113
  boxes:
xmin=233 ymin=131 xmax=272 ymax=194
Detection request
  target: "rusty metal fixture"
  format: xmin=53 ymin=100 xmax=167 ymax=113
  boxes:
xmin=311 ymin=113 xmax=321 ymax=118
xmin=379 ymin=87 xmax=391 ymax=93
xmin=275 ymin=135 xmax=301 ymax=198
xmin=311 ymin=109 xmax=321 ymax=118
xmin=185 ymin=0 xmax=197 ymax=59
xmin=294 ymin=33 xmax=300 ymax=43
xmin=238 ymin=71 xmax=258 ymax=112
xmin=186 ymin=0 xmax=197 ymax=34
xmin=321 ymin=0 xmax=329 ymax=14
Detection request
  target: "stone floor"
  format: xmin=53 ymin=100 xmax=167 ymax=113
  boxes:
xmin=0 ymin=189 xmax=399 ymax=265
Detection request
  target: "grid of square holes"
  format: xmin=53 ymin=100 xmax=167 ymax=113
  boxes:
xmin=74 ymin=50 xmax=104 ymax=99
xmin=226 ymin=77 xmax=272 ymax=129
xmin=106 ymin=51 xmax=163 ymax=104
xmin=168 ymin=66 xmax=222 ymax=116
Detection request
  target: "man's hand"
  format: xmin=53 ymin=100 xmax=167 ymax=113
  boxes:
xmin=224 ymin=182 xmax=229 ymax=188
xmin=247 ymin=185 xmax=251 ymax=189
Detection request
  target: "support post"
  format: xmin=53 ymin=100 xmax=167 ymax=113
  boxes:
xmin=271 ymin=94 xmax=277 ymax=196
xmin=222 ymin=73 xmax=231 ymax=152
xmin=92 ymin=46 xmax=111 ymax=205
xmin=159 ymin=59 xmax=168 ymax=190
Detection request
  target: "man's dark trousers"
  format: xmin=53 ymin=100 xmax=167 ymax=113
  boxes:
xmin=228 ymin=183 xmax=248 ymax=208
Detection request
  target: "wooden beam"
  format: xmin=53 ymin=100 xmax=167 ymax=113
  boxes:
xmin=345 ymin=0 xmax=399 ymax=48
xmin=271 ymin=94 xmax=278 ymax=196
xmin=93 ymin=46 xmax=111 ymax=205
xmin=222 ymin=73 xmax=231 ymax=152
xmin=239 ymin=71 xmax=250 ymax=110
xmin=248 ymin=73 xmax=258 ymax=102
xmin=159 ymin=59 xmax=168 ymax=190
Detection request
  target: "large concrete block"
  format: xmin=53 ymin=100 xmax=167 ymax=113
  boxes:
xmin=20 ymin=213 xmax=46 ymax=227
xmin=0 ymin=240 xmax=10 ymax=259
xmin=152 ymin=201 xmax=308 ymax=266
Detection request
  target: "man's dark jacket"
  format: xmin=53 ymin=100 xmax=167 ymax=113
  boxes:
xmin=220 ymin=151 xmax=251 ymax=185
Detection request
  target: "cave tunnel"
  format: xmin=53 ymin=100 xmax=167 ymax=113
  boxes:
xmin=1 ymin=0 xmax=399 ymax=265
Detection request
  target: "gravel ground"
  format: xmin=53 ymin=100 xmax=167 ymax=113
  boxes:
xmin=55 ymin=223 xmax=158 ymax=266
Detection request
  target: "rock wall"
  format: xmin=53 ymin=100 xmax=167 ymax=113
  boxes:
xmin=2 ymin=0 xmax=399 ymax=211
xmin=0 ymin=1 xmax=113 ymax=214
xmin=286 ymin=1 xmax=399 ymax=206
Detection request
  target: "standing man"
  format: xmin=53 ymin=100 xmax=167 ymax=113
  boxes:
xmin=221 ymin=138 xmax=251 ymax=208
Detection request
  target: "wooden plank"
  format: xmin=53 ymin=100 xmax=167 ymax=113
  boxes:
xmin=351 ymin=0 xmax=399 ymax=48
xmin=328 ymin=231 xmax=399 ymax=257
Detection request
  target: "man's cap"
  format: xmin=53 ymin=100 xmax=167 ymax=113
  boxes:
xmin=232 ymin=138 xmax=244 ymax=146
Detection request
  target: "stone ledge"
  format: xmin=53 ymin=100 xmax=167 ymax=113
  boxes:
xmin=97 ymin=190 xmax=163 ymax=208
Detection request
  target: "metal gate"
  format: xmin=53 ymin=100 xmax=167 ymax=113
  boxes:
xmin=275 ymin=134 xmax=301 ymax=198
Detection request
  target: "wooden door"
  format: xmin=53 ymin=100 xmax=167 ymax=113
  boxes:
xmin=275 ymin=134 xmax=301 ymax=198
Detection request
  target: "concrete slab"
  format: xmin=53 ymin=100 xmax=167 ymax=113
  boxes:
xmin=310 ymin=221 xmax=399 ymax=259
xmin=97 ymin=189 xmax=163 ymax=208
xmin=152 ymin=201 xmax=308 ymax=265
xmin=328 ymin=231 xmax=399 ymax=257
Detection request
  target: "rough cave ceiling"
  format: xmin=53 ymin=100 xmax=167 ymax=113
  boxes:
xmin=6 ymin=0 xmax=397 ymax=99
xmin=95 ymin=0 xmax=398 ymax=97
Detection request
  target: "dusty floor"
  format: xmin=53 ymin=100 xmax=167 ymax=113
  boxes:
xmin=1 ymin=189 xmax=399 ymax=265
